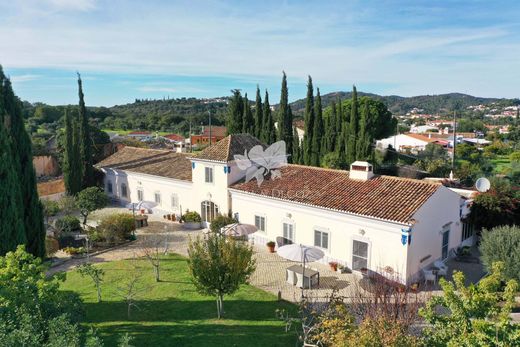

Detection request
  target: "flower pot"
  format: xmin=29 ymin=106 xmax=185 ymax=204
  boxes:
xmin=267 ymin=245 xmax=275 ymax=253
xmin=167 ymin=214 xmax=172 ymax=220
xmin=140 ymin=209 xmax=145 ymax=214
xmin=329 ymin=263 xmax=338 ymax=272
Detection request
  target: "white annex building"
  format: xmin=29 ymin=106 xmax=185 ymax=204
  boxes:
xmin=97 ymin=134 xmax=474 ymax=284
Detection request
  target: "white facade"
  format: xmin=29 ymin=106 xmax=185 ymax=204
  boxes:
xmin=377 ymin=134 xmax=431 ymax=152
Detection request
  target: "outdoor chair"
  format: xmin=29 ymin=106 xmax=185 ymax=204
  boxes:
xmin=276 ymin=236 xmax=293 ymax=248
xmin=422 ymin=268 xmax=436 ymax=285
xmin=433 ymin=260 xmax=448 ymax=277
xmin=286 ymin=268 xmax=296 ymax=285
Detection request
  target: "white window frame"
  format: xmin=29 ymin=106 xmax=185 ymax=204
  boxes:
xmin=461 ymin=222 xmax=473 ymax=242
xmin=154 ymin=191 xmax=162 ymax=205
xmin=204 ymin=166 xmax=214 ymax=184
xmin=351 ymin=237 xmax=370 ymax=271
xmin=171 ymin=193 xmax=179 ymax=210
xmin=282 ymin=222 xmax=295 ymax=242
xmin=254 ymin=214 xmax=266 ymax=233
xmin=441 ymin=227 xmax=450 ymax=260
xmin=137 ymin=188 xmax=144 ymax=201
xmin=314 ymin=228 xmax=330 ymax=250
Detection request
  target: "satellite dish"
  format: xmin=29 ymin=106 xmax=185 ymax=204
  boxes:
xmin=475 ymin=177 xmax=491 ymax=193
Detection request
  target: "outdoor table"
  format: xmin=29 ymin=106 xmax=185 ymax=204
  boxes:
xmin=286 ymin=265 xmax=320 ymax=289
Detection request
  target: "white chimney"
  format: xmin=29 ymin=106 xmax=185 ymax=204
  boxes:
xmin=349 ymin=161 xmax=374 ymax=181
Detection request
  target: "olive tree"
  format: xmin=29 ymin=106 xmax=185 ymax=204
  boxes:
xmin=480 ymin=225 xmax=520 ymax=282
xmin=187 ymin=234 xmax=256 ymax=318
xmin=76 ymin=187 xmax=108 ymax=225
xmin=78 ymin=262 xmax=105 ymax=302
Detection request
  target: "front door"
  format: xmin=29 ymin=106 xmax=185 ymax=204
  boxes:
xmin=441 ymin=229 xmax=450 ymax=260
xmin=352 ymin=240 xmax=369 ymax=271
xmin=201 ymin=200 xmax=219 ymax=227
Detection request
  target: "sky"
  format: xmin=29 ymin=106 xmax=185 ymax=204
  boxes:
xmin=1 ymin=0 xmax=519 ymax=106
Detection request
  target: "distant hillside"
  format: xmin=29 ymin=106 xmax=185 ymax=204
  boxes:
xmin=288 ymin=92 xmax=519 ymax=116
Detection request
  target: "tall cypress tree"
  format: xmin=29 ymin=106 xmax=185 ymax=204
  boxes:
xmin=242 ymin=93 xmax=254 ymax=134
xmin=302 ymin=76 xmax=314 ymax=165
xmin=310 ymin=88 xmax=324 ymax=166
xmin=324 ymin=100 xmax=335 ymax=153
xmin=77 ymin=73 xmax=93 ymax=189
xmin=1 ymin=67 xmax=44 ymax=257
xmin=64 ymin=108 xmax=81 ymax=195
xmin=335 ymin=97 xmax=343 ymax=142
xmin=226 ymin=89 xmax=243 ymax=134
xmin=0 ymin=72 xmax=27 ymax=256
xmin=292 ymin=126 xmax=301 ymax=164
xmin=356 ymin=99 xmax=373 ymax=160
xmin=277 ymin=72 xmax=294 ymax=161
xmin=253 ymin=86 xmax=262 ymax=139
xmin=346 ymin=85 xmax=358 ymax=165
xmin=262 ymin=90 xmax=275 ymax=144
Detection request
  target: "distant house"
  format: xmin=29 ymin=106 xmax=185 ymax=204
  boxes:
xmin=190 ymin=126 xmax=227 ymax=147
xmin=377 ymin=133 xmax=441 ymax=153
xmin=127 ymin=131 xmax=151 ymax=139
xmin=163 ymin=133 xmax=185 ymax=143
xmin=410 ymin=125 xmax=438 ymax=134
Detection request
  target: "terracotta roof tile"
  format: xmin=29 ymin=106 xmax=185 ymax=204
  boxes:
xmin=230 ymin=165 xmax=440 ymax=224
xmin=95 ymin=146 xmax=192 ymax=181
xmin=193 ymin=134 xmax=266 ymax=162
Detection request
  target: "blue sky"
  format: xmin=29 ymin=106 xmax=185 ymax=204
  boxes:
xmin=1 ymin=0 xmax=519 ymax=106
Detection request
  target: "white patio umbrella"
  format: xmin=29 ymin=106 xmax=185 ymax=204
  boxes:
xmin=126 ymin=201 xmax=157 ymax=213
xmin=277 ymin=244 xmax=324 ymax=297
xmin=221 ymin=223 xmax=257 ymax=238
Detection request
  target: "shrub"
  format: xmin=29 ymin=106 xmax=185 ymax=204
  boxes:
xmin=42 ymin=199 xmax=60 ymax=217
xmin=98 ymin=213 xmax=135 ymax=244
xmin=480 ymin=225 xmax=520 ymax=282
xmin=182 ymin=211 xmax=202 ymax=223
xmin=62 ymin=247 xmax=85 ymax=255
xmin=55 ymin=215 xmax=81 ymax=234
xmin=45 ymin=237 xmax=60 ymax=257
xmin=76 ymin=187 xmax=108 ymax=224
xmin=58 ymin=195 xmax=77 ymax=214
xmin=210 ymin=214 xmax=237 ymax=233
xmin=86 ymin=226 xmax=105 ymax=243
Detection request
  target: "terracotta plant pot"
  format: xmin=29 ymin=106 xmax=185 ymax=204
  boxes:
xmin=266 ymin=242 xmax=276 ymax=253
xmin=329 ymin=262 xmax=338 ymax=271
xmin=167 ymin=214 xmax=172 ymax=220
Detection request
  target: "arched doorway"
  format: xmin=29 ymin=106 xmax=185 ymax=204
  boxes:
xmin=201 ymin=200 xmax=219 ymax=224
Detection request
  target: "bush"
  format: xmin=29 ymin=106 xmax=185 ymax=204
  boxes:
xmin=98 ymin=213 xmax=135 ymax=244
xmin=62 ymin=247 xmax=86 ymax=255
xmin=480 ymin=225 xmax=520 ymax=282
xmin=182 ymin=211 xmax=202 ymax=223
xmin=86 ymin=226 xmax=105 ymax=243
xmin=55 ymin=215 xmax=81 ymax=234
xmin=58 ymin=195 xmax=77 ymax=214
xmin=210 ymin=214 xmax=237 ymax=233
xmin=42 ymin=199 xmax=60 ymax=217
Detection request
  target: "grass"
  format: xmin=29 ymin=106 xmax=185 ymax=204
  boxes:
xmin=59 ymin=254 xmax=296 ymax=347
xmin=490 ymin=155 xmax=512 ymax=173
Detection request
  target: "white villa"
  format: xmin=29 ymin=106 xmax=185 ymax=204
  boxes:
xmin=96 ymin=134 xmax=474 ymax=284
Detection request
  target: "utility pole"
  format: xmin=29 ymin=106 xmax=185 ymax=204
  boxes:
xmin=208 ymin=110 xmax=212 ymax=147
xmin=189 ymin=115 xmax=192 ymax=153
xmin=452 ymin=110 xmax=457 ymax=170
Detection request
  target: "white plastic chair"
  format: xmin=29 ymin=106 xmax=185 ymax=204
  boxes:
xmin=286 ymin=269 xmax=295 ymax=285
xmin=433 ymin=260 xmax=448 ymax=277
xmin=422 ymin=269 xmax=436 ymax=285
xmin=295 ymin=272 xmax=304 ymax=288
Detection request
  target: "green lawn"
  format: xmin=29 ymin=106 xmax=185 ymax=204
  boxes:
xmin=59 ymin=255 xmax=296 ymax=347
xmin=490 ymin=155 xmax=512 ymax=174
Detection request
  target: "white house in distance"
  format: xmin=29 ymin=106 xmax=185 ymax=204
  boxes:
xmin=96 ymin=134 xmax=473 ymax=284
xmin=377 ymin=133 xmax=440 ymax=153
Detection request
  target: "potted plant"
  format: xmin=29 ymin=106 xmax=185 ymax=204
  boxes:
xmin=167 ymin=214 xmax=172 ymax=221
xmin=329 ymin=261 xmax=338 ymax=272
xmin=266 ymin=241 xmax=276 ymax=253
xmin=181 ymin=211 xmax=202 ymax=230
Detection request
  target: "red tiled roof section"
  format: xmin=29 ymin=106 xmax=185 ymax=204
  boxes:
xmin=202 ymin=126 xmax=227 ymax=137
xmin=231 ymin=165 xmax=441 ymax=224
xmin=194 ymin=134 xmax=266 ymax=162
xmin=95 ymin=146 xmax=192 ymax=181
xmin=404 ymin=133 xmax=436 ymax=143
xmin=164 ymin=133 xmax=185 ymax=141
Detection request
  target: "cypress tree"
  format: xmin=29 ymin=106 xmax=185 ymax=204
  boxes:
xmin=302 ymin=76 xmax=314 ymax=165
xmin=356 ymin=99 xmax=373 ymax=160
xmin=277 ymin=72 xmax=294 ymax=161
xmin=242 ymin=93 xmax=254 ymax=134
xmin=335 ymin=97 xmax=343 ymax=141
xmin=77 ymin=73 xmax=93 ymax=189
xmin=64 ymin=108 xmax=82 ymax=195
xmin=253 ymin=86 xmax=262 ymax=139
xmin=292 ymin=126 xmax=301 ymax=164
xmin=226 ymin=89 xmax=243 ymax=134
xmin=261 ymin=90 xmax=275 ymax=144
xmin=0 ymin=67 xmax=43 ymax=257
xmin=346 ymin=85 xmax=358 ymax=165
xmin=310 ymin=88 xmax=324 ymax=166
xmin=324 ymin=100 xmax=336 ymax=153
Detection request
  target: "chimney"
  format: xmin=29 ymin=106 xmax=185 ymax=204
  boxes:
xmin=349 ymin=161 xmax=374 ymax=181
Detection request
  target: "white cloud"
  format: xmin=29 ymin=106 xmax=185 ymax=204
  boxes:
xmin=45 ymin=0 xmax=96 ymax=12
xmin=10 ymin=74 xmax=42 ymax=83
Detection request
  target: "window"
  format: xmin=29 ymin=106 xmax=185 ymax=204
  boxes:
xmin=121 ymin=183 xmax=128 ymax=198
xmin=171 ymin=194 xmax=179 ymax=209
xmin=461 ymin=222 xmax=473 ymax=241
xmin=283 ymin=223 xmax=294 ymax=242
xmin=201 ymin=201 xmax=219 ymax=222
xmin=352 ymin=240 xmax=369 ymax=271
xmin=314 ymin=230 xmax=329 ymax=250
xmin=255 ymin=215 xmax=266 ymax=232
xmin=154 ymin=192 xmax=161 ymax=205
xmin=441 ymin=228 xmax=450 ymax=260
xmin=107 ymin=181 xmax=113 ymax=194
xmin=205 ymin=167 xmax=214 ymax=183
xmin=137 ymin=189 xmax=144 ymax=201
